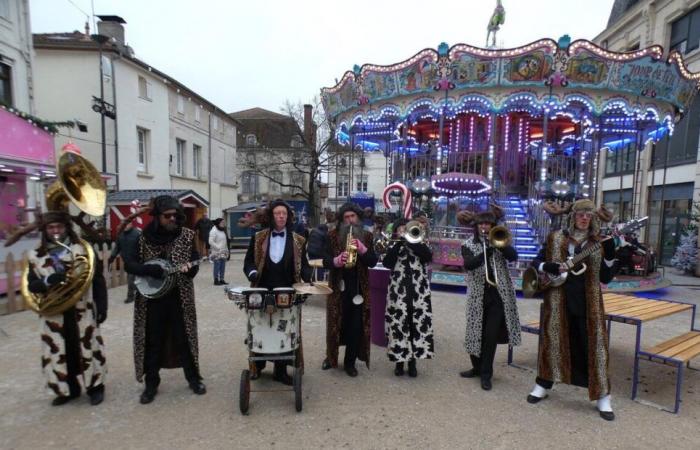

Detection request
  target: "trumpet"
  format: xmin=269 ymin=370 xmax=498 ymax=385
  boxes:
xmin=482 ymin=225 xmax=512 ymax=287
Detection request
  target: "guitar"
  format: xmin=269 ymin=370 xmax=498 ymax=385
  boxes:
xmin=135 ymin=256 xmax=211 ymax=299
xmin=537 ymin=216 xmax=648 ymax=290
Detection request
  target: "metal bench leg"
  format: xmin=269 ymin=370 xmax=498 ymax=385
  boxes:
xmin=674 ymin=362 xmax=684 ymax=414
xmin=606 ymin=318 xmax=612 ymax=340
xmin=631 ymin=324 xmax=642 ymax=400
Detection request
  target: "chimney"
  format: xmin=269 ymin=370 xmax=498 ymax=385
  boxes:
xmin=96 ymin=15 xmax=127 ymax=45
xmin=303 ymin=104 xmax=314 ymax=148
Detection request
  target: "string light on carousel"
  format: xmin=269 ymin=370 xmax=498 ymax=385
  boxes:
xmin=321 ymin=13 xmax=700 ymax=291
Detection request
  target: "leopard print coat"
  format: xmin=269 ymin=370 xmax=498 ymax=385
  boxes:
xmin=133 ymin=227 xmax=200 ymax=382
xmin=463 ymin=236 xmax=521 ymax=356
xmin=538 ymin=230 xmax=610 ymax=401
xmin=28 ymin=243 xmax=107 ymax=397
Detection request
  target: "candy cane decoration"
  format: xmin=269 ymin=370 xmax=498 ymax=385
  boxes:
xmin=130 ymin=199 xmax=143 ymax=227
xmin=382 ymin=182 xmax=412 ymax=219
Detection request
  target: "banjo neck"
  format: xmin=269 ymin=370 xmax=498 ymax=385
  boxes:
xmin=165 ymin=256 xmax=210 ymax=274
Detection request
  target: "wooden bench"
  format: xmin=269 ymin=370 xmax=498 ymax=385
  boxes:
xmin=635 ymin=330 xmax=700 ymax=413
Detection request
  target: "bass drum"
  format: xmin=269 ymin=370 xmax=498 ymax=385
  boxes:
xmin=134 ymin=258 xmax=176 ymax=299
xmin=246 ymin=304 xmax=301 ymax=354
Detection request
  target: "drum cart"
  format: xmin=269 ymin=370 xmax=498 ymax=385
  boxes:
xmin=225 ymin=287 xmax=306 ymax=414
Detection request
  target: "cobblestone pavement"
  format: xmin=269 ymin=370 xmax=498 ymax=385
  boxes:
xmin=1 ymin=252 xmax=700 ymax=449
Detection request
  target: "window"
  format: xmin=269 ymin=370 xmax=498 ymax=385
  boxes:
xmin=246 ymin=134 xmax=257 ymax=146
xmin=195 ymin=106 xmax=201 ymax=123
xmin=0 ymin=62 xmax=12 ymax=106
xmin=602 ymin=189 xmax=632 ymax=223
xmin=290 ymin=172 xmax=304 ymax=194
xmin=337 ymin=175 xmax=349 ymax=197
xmin=338 ymin=157 xmax=347 ymax=168
xmin=269 ymin=170 xmax=283 ymax=193
xmin=291 ymin=135 xmax=303 ymax=147
xmin=604 ymin=142 xmax=636 ymax=175
xmin=175 ymin=138 xmax=186 ymax=175
xmin=651 ymin=95 xmax=700 ymax=167
xmin=245 ymin=152 xmax=256 ymax=166
xmin=356 ymin=175 xmax=368 ymax=192
xmin=242 ymin=171 xmax=258 ymax=194
xmin=137 ymin=127 xmax=150 ymax=172
xmin=177 ymin=95 xmax=184 ymax=114
xmin=0 ymin=0 xmax=9 ymax=19
xmin=138 ymin=76 xmax=150 ymax=100
xmin=670 ymin=5 xmax=700 ymax=54
xmin=212 ymin=115 xmax=219 ymax=130
xmin=193 ymin=144 xmax=202 ymax=178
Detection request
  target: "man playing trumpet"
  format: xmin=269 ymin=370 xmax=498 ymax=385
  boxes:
xmin=459 ymin=206 xmax=521 ymax=391
xmin=526 ymin=199 xmax=618 ymax=421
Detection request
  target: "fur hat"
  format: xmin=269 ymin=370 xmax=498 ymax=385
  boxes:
xmin=149 ymin=195 xmax=183 ymax=216
xmin=456 ymin=204 xmax=504 ymax=226
xmin=337 ymin=202 xmax=364 ymax=225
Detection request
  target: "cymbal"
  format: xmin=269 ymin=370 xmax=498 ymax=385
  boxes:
xmin=293 ymin=282 xmax=332 ymax=295
xmin=309 ymin=259 xmax=324 ymax=268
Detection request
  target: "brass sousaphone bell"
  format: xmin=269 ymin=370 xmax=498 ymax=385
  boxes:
xmin=20 ymin=150 xmax=106 ymax=316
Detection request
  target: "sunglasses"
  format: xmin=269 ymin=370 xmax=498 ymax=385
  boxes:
xmin=575 ymin=212 xmax=593 ymax=218
xmin=162 ymin=212 xmax=178 ymax=219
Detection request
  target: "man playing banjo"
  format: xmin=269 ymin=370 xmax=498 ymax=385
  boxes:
xmin=124 ymin=195 xmax=206 ymax=404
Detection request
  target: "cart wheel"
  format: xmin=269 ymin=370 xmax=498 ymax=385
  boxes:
xmin=293 ymin=367 xmax=302 ymax=412
xmin=239 ymin=369 xmax=251 ymax=415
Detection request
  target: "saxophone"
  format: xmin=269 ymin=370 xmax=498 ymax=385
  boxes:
xmin=345 ymin=225 xmax=358 ymax=269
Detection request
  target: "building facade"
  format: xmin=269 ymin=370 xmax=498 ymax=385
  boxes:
xmin=230 ymin=107 xmax=312 ymax=205
xmin=0 ymin=0 xmax=54 ymax=255
xmin=595 ymin=0 xmax=700 ymax=265
xmin=32 ymin=16 xmax=238 ymax=221
xmin=326 ymin=148 xmax=390 ymax=213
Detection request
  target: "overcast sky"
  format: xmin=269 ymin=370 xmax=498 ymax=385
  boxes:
xmin=29 ymin=0 xmax=614 ymax=114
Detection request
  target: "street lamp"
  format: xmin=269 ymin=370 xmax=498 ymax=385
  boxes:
xmin=91 ymin=34 xmax=112 ymax=174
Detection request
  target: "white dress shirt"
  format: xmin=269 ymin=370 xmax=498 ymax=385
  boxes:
xmin=270 ymin=229 xmax=287 ymax=264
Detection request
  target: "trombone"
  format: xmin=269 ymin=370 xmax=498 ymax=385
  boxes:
xmin=482 ymin=225 xmax=512 ymax=287
xmin=375 ymin=220 xmax=426 ymax=253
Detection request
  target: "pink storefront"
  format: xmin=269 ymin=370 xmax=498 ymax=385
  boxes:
xmin=0 ymin=106 xmax=56 ymax=295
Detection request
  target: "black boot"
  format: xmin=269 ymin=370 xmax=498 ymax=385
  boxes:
xmin=394 ymin=362 xmax=404 ymax=376
xmin=139 ymin=385 xmax=158 ymax=404
xmin=87 ymin=385 xmax=105 ymax=405
xmin=408 ymin=359 xmax=417 ymax=377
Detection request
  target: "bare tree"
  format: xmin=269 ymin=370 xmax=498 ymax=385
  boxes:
xmin=240 ymin=96 xmax=335 ymax=226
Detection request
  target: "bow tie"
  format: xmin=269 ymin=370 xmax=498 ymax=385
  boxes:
xmin=272 ymin=231 xmax=285 ymax=238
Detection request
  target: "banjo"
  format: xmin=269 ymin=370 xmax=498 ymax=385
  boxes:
xmin=135 ymin=257 xmax=210 ymax=299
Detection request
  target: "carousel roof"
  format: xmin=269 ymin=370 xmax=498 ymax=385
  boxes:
xmin=321 ymin=37 xmax=700 ymax=125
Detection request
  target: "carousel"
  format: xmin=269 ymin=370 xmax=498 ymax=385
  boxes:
xmin=321 ymin=35 xmax=700 ymax=292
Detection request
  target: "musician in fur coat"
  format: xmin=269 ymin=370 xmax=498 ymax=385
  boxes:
xmin=23 ymin=211 xmax=107 ymax=406
xmin=382 ymin=218 xmax=434 ymax=377
xmin=458 ymin=207 xmax=521 ymax=391
xmin=526 ymin=199 xmax=618 ymax=421
xmin=322 ymin=203 xmax=378 ymax=377
xmin=124 ymin=195 xmax=206 ymax=405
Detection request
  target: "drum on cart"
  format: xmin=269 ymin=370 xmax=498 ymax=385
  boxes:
xmin=225 ymin=286 xmax=305 ymax=414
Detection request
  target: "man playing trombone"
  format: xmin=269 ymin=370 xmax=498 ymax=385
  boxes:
xmin=459 ymin=206 xmax=521 ymax=391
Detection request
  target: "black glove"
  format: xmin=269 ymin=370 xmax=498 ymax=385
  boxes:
xmin=143 ymin=264 xmax=166 ymax=279
xmin=461 ymin=246 xmax=473 ymax=260
xmin=601 ymin=237 xmax=616 ymax=258
xmin=247 ymin=271 xmax=258 ymax=283
xmin=28 ymin=279 xmax=48 ymax=294
xmin=107 ymin=257 xmax=115 ymax=266
xmin=46 ymin=273 xmax=66 ymax=286
xmin=500 ymin=246 xmax=518 ymax=262
xmin=96 ymin=310 xmax=107 ymax=325
xmin=486 ymin=247 xmax=495 ymax=258
xmin=542 ymin=262 xmax=561 ymax=275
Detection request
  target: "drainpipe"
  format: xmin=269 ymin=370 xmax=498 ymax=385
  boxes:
xmin=208 ymin=110 xmax=213 ymax=215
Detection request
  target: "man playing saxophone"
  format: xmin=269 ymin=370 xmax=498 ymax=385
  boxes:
xmin=459 ymin=207 xmax=521 ymax=391
xmin=321 ymin=203 xmax=378 ymax=377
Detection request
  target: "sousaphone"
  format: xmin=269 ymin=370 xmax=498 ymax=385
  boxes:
xmin=20 ymin=150 xmax=106 ymax=316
